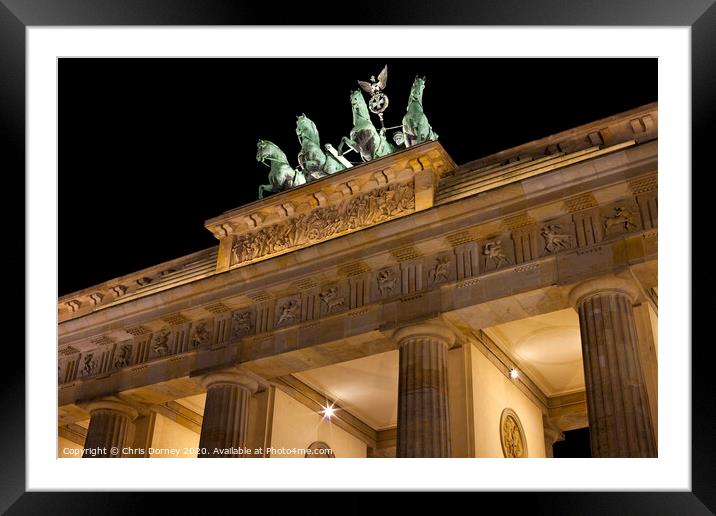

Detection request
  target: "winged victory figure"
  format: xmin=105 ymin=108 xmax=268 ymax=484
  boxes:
xmin=358 ymin=64 xmax=388 ymax=97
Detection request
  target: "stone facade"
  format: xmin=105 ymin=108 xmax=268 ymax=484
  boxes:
xmin=59 ymin=103 xmax=658 ymax=458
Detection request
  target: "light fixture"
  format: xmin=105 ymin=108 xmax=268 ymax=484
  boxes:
xmin=509 ymin=368 xmax=520 ymax=380
xmin=321 ymin=403 xmax=336 ymax=420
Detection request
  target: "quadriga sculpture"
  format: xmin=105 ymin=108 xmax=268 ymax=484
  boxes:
xmin=295 ymin=114 xmax=350 ymax=180
xmin=401 ymin=76 xmax=439 ymax=147
xmin=256 ymin=139 xmax=306 ymax=199
xmin=337 ymin=90 xmax=395 ymax=162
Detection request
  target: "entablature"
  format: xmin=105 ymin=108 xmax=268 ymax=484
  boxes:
xmin=58 ymin=159 xmax=657 ymax=410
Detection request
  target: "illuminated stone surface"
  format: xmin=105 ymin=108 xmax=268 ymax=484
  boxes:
xmin=58 ymin=103 xmax=658 ymax=459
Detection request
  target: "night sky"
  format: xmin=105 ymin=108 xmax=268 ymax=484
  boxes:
xmin=59 ymin=58 xmax=656 ymax=296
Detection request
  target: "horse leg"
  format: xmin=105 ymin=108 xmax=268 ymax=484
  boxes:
xmin=429 ymin=124 xmax=439 ymax=140
xmin=418 ymin=115 xmax=434 ymax=143
xmin=303 ymin=158 xmax=323 ymax=175
xmin=357 ymin=132 xmax=376 ymax=161
xmin=258 ymin=184 xmax=272 ymax=199
xmin=338 ymin=136 xmax=356 ymax=156
xmin=292 ymin=169 xmax=307 ymax=187
xmin=403 ymin=120 xmax=417 ymax=147
xmin=376 ymin=135 xmax=394 ymax=157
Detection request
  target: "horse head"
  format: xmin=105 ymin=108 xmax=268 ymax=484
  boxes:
xmin=410 ymin=76 xmax=426 ymax=102
xmin=256 ymin=139 xmax=269 ymax=163
xmin=256 ymin=139 xmax=286 ymax=164
xmin=296 ymin=114 xmax=319 ymax=144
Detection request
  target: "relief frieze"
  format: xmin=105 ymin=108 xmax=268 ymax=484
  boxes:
xmin=601 ymin=199 xmax=642 ymax=239
xmin=375 ymin=267 xmax=399 ymax=298
xmin=113 ymin=343 xmax=134 ymax=369
xmin=276 ymin=297 xmax=301 ymax=328
xmin=231 ymin=310 xmax=255 ymax=338
xmin=539 ymin=218 xmax=576 ymax=255
xmin=190 ymin=320 xmax=212 ymax=349
xmin=79 ymin=352 xmax=98 ymax=378
xmin=230 ymin=181 xmax=415 ymax=267
xmin=428 ymin=255 xmax=451 ymax=284
xmin=603 ymin=206 xmax=639 ymax=234
xmin=482 ymin=239 xmax=512 ymax=271
xmin=319 ymin=286 xmax=346 ymax=314
xmin=150 ymin=328 xmax=172 ymax=358
xmin=78 ymin=191 xmax=655 ymax=378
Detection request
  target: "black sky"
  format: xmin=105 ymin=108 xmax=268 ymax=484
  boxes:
xmin=59 ymin=58 xmax=657 ymax=296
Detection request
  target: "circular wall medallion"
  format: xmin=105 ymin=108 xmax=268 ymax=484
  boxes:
xmin=500 ymin=408 xmax=527 ymax=458
xmin=305 ymin=441 xmax=335 ymax=458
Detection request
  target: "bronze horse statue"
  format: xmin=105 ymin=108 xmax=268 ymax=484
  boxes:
xmin=337 ymin=90 xmax=395 ymax=162
xmin=296 ymin=114 xmax=350 ymax=179
xmin=256 ymin=139 xmax=306 ymax=199
xmin=401 ymin=76 xmax=439 ymax=147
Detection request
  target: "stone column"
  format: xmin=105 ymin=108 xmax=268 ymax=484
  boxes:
xmin=394 ymin=323 xmax=454 ymax=458
xmin=632 ymin=302 xmax=659 ymax=441
xmin=129 ymin=411 xmax=157 ymax=458
xmin=569 ymin=276 xmax=657 ymax=457
xmin=198 ymin=369 xmax=258 ymax=458
xmin=82 ymin=398 xmax=138 ymax=458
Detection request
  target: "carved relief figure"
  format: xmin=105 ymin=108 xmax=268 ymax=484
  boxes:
xmin=191 ymin=321 xmax=211 ymax=348
xmin=81 ymin=353 xmax=97 ymax=377
xmin=502 ymin=414 xmax=525 ymax=458
xmin=428 ymin=256 xmax=450 ymax=283
xmin=604 ymin=206 xmax=638 ymax=232
xmin=483 ymin=240 xmax=510 ymax=268
xmin=377 ymin=268 xmax=398 ymax=297
xmin=277 ymin=299 xmax=300 ymax=327
xmin=320 ymin=287 xmax=346 ymax=313
xmin=541 ymin=224 xmax=572 ymax=253
xmin=113 ymin=344 xmax=133 ymax=369
xmin=232 ymin=311 xmax=254 ymax=338
xmin=151 ymin=329 xmax=171 ymax=356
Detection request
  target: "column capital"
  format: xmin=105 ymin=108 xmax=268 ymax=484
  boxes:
xmin=393 ymin=322 xmax=456 ymax=348
xmin=80 ymin=397 xmax=139 ymax=421
xmin=568 ymin=274 xmax=641 ymax=308
xmin=199 ymin=368 xmax=259 ymax=393
xmin=544 ymin=426 xmax=565 ymax=442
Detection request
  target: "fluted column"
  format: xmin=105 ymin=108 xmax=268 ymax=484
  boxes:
xmin=198 ymin=370 xmax=258 ymax=458
xmin=394 ymin=323 xmax=454 ymax=457
xmin=82 ymin=398 xmax=138 ymax=458
xmin=569 ymin=276 xmax=657 ymax=457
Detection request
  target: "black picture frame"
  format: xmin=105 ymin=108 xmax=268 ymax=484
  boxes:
xmin=4 ymin=1 xmax=711 ymax=512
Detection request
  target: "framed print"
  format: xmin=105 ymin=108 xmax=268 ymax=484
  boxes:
xmin=3 ymin=0 xmax=712 ymax=512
